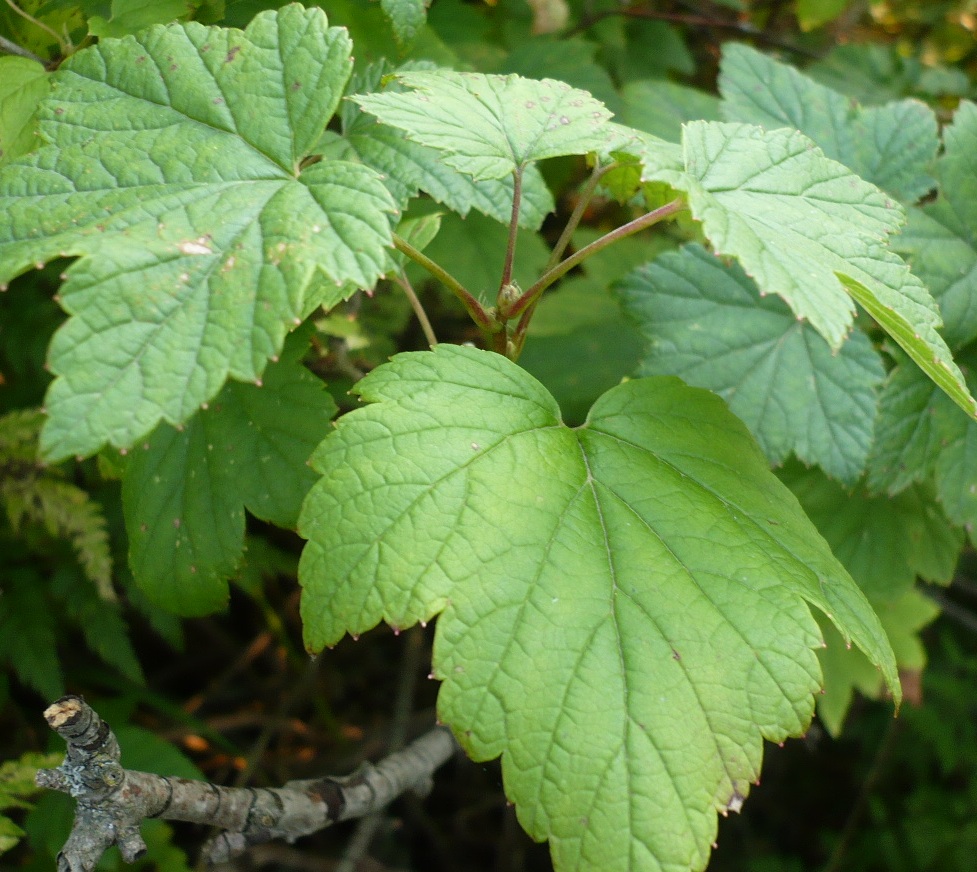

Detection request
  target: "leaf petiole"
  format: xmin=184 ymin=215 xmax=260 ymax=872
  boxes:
xmin=500 ymin=197 xmax=687 ymax=323
xmin=391 ymin=233 xmax=498 ymax=333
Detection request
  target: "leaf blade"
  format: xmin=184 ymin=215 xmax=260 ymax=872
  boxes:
xmin=353 ymin=71 xmax=612 ymax=180
xmin=299 ymin=344 xmax=897 ymax=872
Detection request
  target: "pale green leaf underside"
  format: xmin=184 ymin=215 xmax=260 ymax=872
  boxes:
xmin=720 ymin=43 xmax=938 ymax=203
xmin=353 ymin=71 xmax=613 ymax=180
xmin=299 ymin=344 xmax=897 ymax=872
xmin=0 ymin=6 xmax=396 ymax=460
xmin=617 ymin=245 xmax=884 ymax=484
xmin=632 ymin=120 xmax=975 ymax=419
xmin=124 ymin=351 xmax=336 ymax=616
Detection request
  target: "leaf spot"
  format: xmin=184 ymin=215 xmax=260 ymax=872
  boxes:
xmin=173 ymin=518 xmax=181 ymax=529
xmin=225 ymin=46 xmax=241 ymax=63
xmin=178 ymin=239 xmax=212 ymax=255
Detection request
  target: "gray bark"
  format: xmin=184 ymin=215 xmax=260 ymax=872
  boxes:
xmin=37 ymin=695 xmax=459 ymax=871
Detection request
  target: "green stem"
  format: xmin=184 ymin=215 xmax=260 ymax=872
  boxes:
xmin=545 ymin=162 xmax=617 ymax=271
xmin=392 ymin=273 xmax=438 ymax=348
xmin=499 ymin=167 xmax=523 ymax=292
xmin=500 ymin=197 xmax=686 ymax=321
xmin=3 ymin=0 xmax=68 ymax=54
xmin=392 ymin=233 xmax=496 ymax=333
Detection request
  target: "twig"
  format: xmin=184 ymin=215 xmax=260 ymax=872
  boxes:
xmin=37 ymin=695 xmax=459 ymax=870
xmin=0 ymin=33 xmax=45 ymax=63
xmin=566 ymin=3 xmax=818 ymax=58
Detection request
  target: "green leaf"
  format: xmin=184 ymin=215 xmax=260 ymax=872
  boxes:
xmin=780 ymin=464 xmax=962 ymax=602
xmin=621 ymin=79 xmax=720 ymax=143
xmin=816 ymin=590 xmax=939 ymax=736
xmin=617 ymin=245 xmax=885 ymax=483
xmin=894 ymin=102 xmax=977 ymax=349
xmin=934 ymin=409 xmax=977 ymax=546
xmin=408 ymin=210 xmax=551 ymax=303
xmin=0 ymin=7 xmax=396 ymax=461
xmin=0 ymin=569 xmax=63 ymax=700
xmin=867 ymin=359 xmax=960 ymax=494
xmin=720 ymin=43 xmax=938 ymax=203
xmin=629 ymin=120 xmax=976 ymax=420
xmin=0 ymin=752 xmax=62 ymax=813
xmin=124 ymin=346 xmax=336 ymax=615
xmin=299 ymin=344 xmax=897 ymax=872
xmin=335 ymin=62 xmax=553 ymax=229
xmin=520 ymin=274 xmax=644 ymax=424
xmin=50 ymin=567 xmax=145 ymax=685
xmin=500 ymin=37 xmax=621 ymax=118
xmin=380 ymin=0 xmax=429 ymax=46
xmin=0 ymin=57 xmax=49 ymax=166
xmin=88 ymin=0 xmax=195 ymax=38
xmin=796 ymin=0 xmax=851 ymax=31
xmin=353 ymin=71 xmax=612 ymax=180
xmin=0 ymin=752 xmax=62 ymax=856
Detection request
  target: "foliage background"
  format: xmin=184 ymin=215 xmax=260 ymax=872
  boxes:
xmin=2 ymin=1 xmax=977 ymax=870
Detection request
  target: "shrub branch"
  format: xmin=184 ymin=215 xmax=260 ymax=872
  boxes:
xmin=37 ymin=696 xmax=459 ymax=870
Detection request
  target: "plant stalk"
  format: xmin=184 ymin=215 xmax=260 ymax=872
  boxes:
xmin=499 ymin=167 xmax=524 ymax=292
xmin=392 ymin=233 xmax=496 ymax=333
xmin=500 ymin=197 xmax=686 ymax=321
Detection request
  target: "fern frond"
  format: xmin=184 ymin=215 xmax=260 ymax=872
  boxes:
xmin=0 ymin=409 xmax=114 ymax=599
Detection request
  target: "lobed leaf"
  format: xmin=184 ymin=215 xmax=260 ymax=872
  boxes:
xmin=617 ymin=245 xmax=885 ymax=483
xmin=623 ymin=120 xmax=976 ymax=420
xmin=867 ymin=359 xmax=960 ymax=494
xmin=353 ymin=70 xmax=612 ymax=180
xmin=0 ymin=6 xmax=397 ymax=460
xmin=334 ymin=62 xmax=553 ymax=228
xmin=124 ymin=348 xmax=336 ymax=615
xmin=781 ymin=464 xmax=961 ymax=603
xmin=299 ymin=344 xmax=897 ymax=872
xmin=720 ymin=43 xmax=938 ymax=203
xmin=894 ymin=102 xmax=977 ymax=349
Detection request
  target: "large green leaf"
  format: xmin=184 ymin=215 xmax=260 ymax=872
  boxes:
xmin=617 ymin=244 xmax=885 ymax=483
xmin=628 ymin=120 xmax=976 ymax=420
xmin=894 ymin=102 xmax=977 ymax=349
xmin=0 ymin=6 xmax=396 ymax=461
xmin=299 ymin=343 xmax=897 ymax=872
xmin=353 ymin=70 xmax=612 ymax=180
xmin=332 ymin=62 xmax=553 ymax=229
xmin=124 ymin=347 xmax=336 ymax=615
xmin=720 ymin=43 xmax=938 ymax=203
